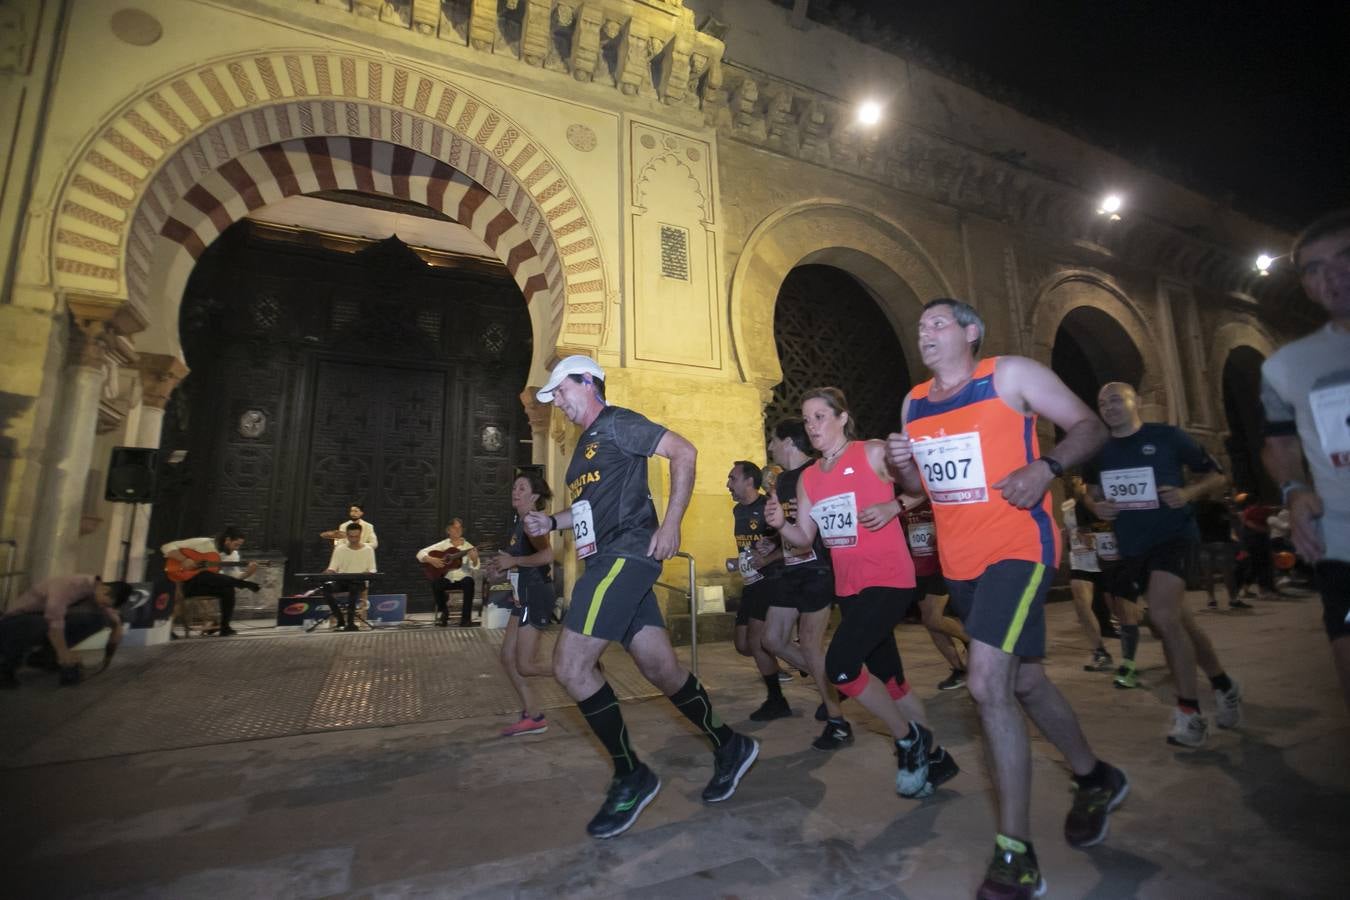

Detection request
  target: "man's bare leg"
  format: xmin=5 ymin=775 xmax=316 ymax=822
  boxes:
xmin=1013 ymin=661 xmax=1097 ymax=776
xmin=967 ymin=640 xmax=1031 ymax=838
xmin=1144 ymin=570 xmax=1200 ymax=700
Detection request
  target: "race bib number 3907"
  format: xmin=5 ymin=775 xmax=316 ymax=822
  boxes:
xmin=571 ymin=500 xmax=597 ymax=559
xmin=912 ymin=432 xmax=988 ymax=504
xmin=810 ymin=492 xmax=859 ymax=548
xmin=1100 ymin=467 xmax=1159 ymax=510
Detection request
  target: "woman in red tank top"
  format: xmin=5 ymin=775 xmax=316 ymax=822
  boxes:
xmin=767 ymin=387 xmax=959 ymax=798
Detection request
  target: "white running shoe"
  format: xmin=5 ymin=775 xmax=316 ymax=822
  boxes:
xmin=1214 ymin=680 xmax=1243 ymax=729
xmin=1166 ymin=708 xmax=1208 ymax=748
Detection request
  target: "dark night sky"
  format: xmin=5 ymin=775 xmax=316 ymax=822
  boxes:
xmin=839 ymin=0 xmax=1349 ymax=230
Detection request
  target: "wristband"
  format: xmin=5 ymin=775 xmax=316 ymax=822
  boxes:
xmin=1280 ymin=480 xmax=1310 ymax=504
xmin=1039 ymin=456 xmax=1064 ymax=477
xmin=549 ymin=514 xmax=558 ymax=531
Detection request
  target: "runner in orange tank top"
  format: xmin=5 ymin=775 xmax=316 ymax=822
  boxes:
xmin=886 ymin=299 xmax=1127 ymax=900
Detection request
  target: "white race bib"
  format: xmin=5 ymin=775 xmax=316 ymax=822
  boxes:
xmin=1100 ymin=467 xmax=1159 ymax=510
xmin=508 ymin=569 xmax=520 ymax=602
xmin=810 ymin=492 xmax=859 ymax=548
xmin=782 ymin=535 xmax=817 ymax=566
xmin=738 ymin=551 xmax=763 ymax=585
xmin=570 ymin=500 xmax=597 ymax=559
xmin=1310 ymin=381 xmax=1350 ymax=469
xmin=907 ymin=521 xmax=937 ymax=557
xmin=1094 ymin=531 xmax=1120 ymax=561
xmin=912 ymin=432 xmax=989 ymax=504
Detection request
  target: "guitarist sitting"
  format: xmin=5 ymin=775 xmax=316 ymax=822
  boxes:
xmin=161 ymin=528 xmax=261 ymax=637
xmin=417 ymin=518 xmax=480 ymax=627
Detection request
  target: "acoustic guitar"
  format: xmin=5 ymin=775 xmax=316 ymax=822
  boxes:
xmin=420 ymin=545 xmax=491 ymax=581
xmin=165 ymin=548 xmax=269 ymax=583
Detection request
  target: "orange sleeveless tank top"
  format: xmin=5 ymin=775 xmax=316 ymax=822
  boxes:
xmin=904 ymin=357 xmax=1059 ymax=580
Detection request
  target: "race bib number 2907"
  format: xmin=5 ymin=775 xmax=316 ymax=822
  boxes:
xmin=912 ymin=432 xmax=988 ymax=504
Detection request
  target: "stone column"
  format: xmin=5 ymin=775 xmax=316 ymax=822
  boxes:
xmin=27 ymin=296 xmax=146 ymax=582
xmin=125 ymin=353 xmax=188 ymax=580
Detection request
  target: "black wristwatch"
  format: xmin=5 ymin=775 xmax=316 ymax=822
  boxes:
xmin=1039 ymin=456 xmax=1064 ymax=477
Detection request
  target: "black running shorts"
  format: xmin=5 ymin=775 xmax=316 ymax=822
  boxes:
xmin=1110 ymin=536 xmax=1196 ymax=602
xmin=563 ymin=555 xmax=664 ymax=647
xmin=735 ymin=577 xmax=775 ymax=625
xmin=511 ymin=579 xmax=555 ymax=630
xmin=1316 ymin=560 xmax=1350 ymax=640
xmin=772 ymin=566 xmax=834 ymax=614
xmin=945 ymin=559 xmax=1050 ymax=658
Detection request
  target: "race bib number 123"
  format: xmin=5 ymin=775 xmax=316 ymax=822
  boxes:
xmin=571 ymin=500 xmax=597 ymax=559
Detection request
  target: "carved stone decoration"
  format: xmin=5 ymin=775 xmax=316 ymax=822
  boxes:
xmin=136 ymin=353 xmax=189 ymax=410
xmin=520 ymin=0 xmax=552 ymax=66
xmin=520 ymin=388 xmax=552 ymax=432
xmin=237 ymin=409 xmax=268 ymax=439
xmin=468 ymin=0 xmax=497 ymax=51
xmin=567 ymin=123 xmax=597 ymax=152
xmin=569 ymin=5 xmax=604 ymax=82
xmin=615 ymin=18 xmax=651 ymax=96
xmin=0 ymin=2 xmax=38 ymax=73
xmin=481 ymin=424 xmax=504 ymax=452
xmin=411 ymin=0 xmax=439 ymax=35
xmin=109 ymin=8 xmax=163 ymax=46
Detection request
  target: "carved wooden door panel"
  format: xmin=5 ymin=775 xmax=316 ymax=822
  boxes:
xmin=298 ymin=361 xmax=447 ymax=602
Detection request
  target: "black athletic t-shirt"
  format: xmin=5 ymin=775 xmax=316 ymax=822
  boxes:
xmin=507 ymin=515 xmax=551 ymax=587
xmin=732 ymin=495 xmax=782 ymax=579
xmin=564 ymin=405 xmax=667 ymax=559
xmin=1084 ymin=423 xmax=1219 ymax=557
xmin=774 ymin=462 xmax=830 ymax=573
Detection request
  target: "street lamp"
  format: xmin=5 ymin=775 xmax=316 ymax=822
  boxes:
xmin=1096 ymin=193 xmax=1123 ymax=220
xmin=857 ymin=100 xmax=882 ymax=126
xmin=1255 ymin=253 xmax=1276 ymax=276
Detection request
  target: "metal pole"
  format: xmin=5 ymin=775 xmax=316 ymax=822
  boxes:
xmin=675 ymin=551 xmax=697 ymax=675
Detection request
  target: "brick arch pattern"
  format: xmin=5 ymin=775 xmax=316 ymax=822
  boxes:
xmin=728 ymin=201 xmax=954 ymax=396
xmin=51 ymin=49 xmax=608 ymax=349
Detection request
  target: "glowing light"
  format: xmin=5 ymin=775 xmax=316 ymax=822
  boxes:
xmin=857 ymin=100 xmax=882 ymax=126
xmin=1096 ymin=193 xmax=1124 ymax=220
xmin=1255 ymin=253 xmax=1274 ymax=275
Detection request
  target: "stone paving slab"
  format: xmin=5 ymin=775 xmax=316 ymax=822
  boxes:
xmin=4 ymin=592 xmax=1349 ymax=899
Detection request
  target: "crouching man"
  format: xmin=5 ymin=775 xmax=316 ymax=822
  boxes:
xmin=0 ymin=575 xmax=132 ymax=688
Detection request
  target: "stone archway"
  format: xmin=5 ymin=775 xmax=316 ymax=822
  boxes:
xmin=1209 ymin=317 xmax=1279 ymax=498
xmin=728 ymin=201 xmax=954 ymax=398
xmin=1030 ymin=271 xmax=1166 ymax=418
xmin=48 ymin=49 xmax=610 ymax=380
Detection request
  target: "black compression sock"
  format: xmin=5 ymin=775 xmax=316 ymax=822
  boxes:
xmin=1073 ymin=759 xmax=1112 ymax=789
xmin=669 ymin=674 xmax=735 ymax=750
xmin=1210 ymin=672 xmax=1233 ymax=693
xmin=762 ymin=673 xmax=783 ymax=700
xmin=1120 ymin=625 xmax=1140 ymax=661
xmin=577 ymin=682 xmax=639 ymax=777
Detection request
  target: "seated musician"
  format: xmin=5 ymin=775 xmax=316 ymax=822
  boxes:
xmin=1 ymin=575 xmax=133 ymax=688
xmin=324 ymin=523 xmax=377 ymax=631
xmin=162 ymin=528 xmax=260 ymax=637
xmin=417 ymin=518 xmax=480 ymax=627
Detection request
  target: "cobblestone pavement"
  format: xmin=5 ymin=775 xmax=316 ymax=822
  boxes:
xmin=4 ymin=593 xmax=1347 ymax=898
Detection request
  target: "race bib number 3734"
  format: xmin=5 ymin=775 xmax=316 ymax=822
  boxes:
xmin=810 ymin=492 xmax=859 ymax=548
xmin=912 ymin=432 xmax=988 ymax=504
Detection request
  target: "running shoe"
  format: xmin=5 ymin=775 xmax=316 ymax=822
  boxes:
xmin=500 ymin=712 xmax=548 ymax=737
xmin=748 ymin=695 xmax=792 ymax=721
xmin=1112 ymin=664 xmax=1139 ymax=690
xmin=1084 ymin=648 xmax=1114 ymax=672
xmin=811 ymin=719 xmax=854 ymax=751
xmin=937 ymin=668 xmax=967 ymax=691
xmin=1064 ymin=764 xmax=1129 ymax=847
xmin=702 ymin=733 xmax=760 ymax=803
xmin=1214 ymin=679 xmax=1244 ymax=729
xmin=777 ymin=669 xmax=795 ymax=683
xmin=1229 ymin=599 xmax=1253 ymax=610
xmin=926 ymin=745 xmax=960 ymax=791
xmin=586 ymin=764 xmax=661 ymax=839
xmin=977 ymin=837 xmax=1046 ymax=899
xmin=814 ymin=696 xmax=847 ymax=721
xmin=895 ymin=722 xmax=934 ymax=798
xmin=1166 ymin=708 xmax=1208 ymax=748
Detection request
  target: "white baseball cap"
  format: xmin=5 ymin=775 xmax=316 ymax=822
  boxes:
xmin=536 ymin=355 xmax=606 ymax=402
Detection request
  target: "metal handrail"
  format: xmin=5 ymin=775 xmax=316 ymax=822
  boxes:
xmin=654 ymin=550 xmax=698 ymax=675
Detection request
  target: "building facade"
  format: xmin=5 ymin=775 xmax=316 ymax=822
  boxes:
xmin=0 ymin=0 xmax=1313 ymax=604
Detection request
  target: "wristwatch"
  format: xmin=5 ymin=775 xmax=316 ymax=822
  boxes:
xmin=1039 ymin=456 xmax=1064 ymax=477
xmin=1280 ymin=480 xmax=1311 ymax=504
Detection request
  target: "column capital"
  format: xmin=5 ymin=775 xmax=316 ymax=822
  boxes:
xmin=136 ymin=353 xmax=189 ymax=410
xmin=65 ymin=292 xmax=149 ymax=337
xmin=519 ymin=388 xmax=552 ymax=432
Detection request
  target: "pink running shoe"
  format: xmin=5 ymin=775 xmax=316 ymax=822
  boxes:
xmin=500 ymin=713 xmax=548 ymax=737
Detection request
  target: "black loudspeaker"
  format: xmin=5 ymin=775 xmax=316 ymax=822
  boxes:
xmin=105 ymin=447 xmax=159 ymax=502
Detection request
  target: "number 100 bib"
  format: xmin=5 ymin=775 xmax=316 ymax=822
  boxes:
xmin=913 ymin=432 xmax=988 ymax=504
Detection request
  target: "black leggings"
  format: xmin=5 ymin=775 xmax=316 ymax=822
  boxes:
xmin=182 ymin=571 xmax=249 ymax=626
xmin=825 ymin=586 xmax=916 ymax=688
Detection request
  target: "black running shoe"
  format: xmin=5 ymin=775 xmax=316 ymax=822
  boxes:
xmin=937 ymin=668 xmax=967 ymax=691
xmin=748 ymin=695 xmax=792 ymax=722
xmin=812 ymin=719 xmax=854 ymax=751
xmin=814 ymin=695 xmax=847 ymax=721
xmin=926 ymin=745 xmax=960 ymax=791
xmin=895 ymin=722 xmax=934 ymax=798
xmin=702 ymin=733 xmax=759 ymax=803
xmin=586 ymin=764 xmax=661 ymax=839
xmin=1064 ymin=763 xmax=1129 ymax=848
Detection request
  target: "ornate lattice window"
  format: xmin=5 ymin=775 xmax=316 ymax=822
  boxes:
xmin=766 ymin=265 xmax=911 ymax=444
